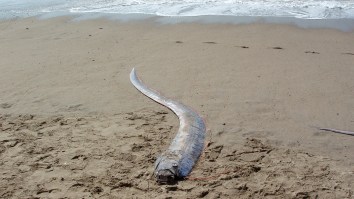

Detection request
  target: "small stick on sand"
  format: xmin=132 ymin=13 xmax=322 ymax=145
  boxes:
xmin=312 ymin=126 xmax=354 ymax=136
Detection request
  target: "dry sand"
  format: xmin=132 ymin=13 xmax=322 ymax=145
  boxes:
xmin=0 ymin=17 xmax=353 ymax=198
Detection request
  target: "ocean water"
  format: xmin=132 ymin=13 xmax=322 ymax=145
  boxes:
xmin=0 ymin=0 xmax=353 ymax=20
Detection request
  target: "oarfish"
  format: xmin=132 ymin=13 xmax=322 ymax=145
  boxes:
xmin=130 ymin=68 xmax=205 ymax=184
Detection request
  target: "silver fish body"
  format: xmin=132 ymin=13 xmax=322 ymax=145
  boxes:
xmin=130 ymin=68 xmax=205 ymax=183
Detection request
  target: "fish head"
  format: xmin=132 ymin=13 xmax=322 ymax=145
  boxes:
xmin=154 ymin=157 xmax=179 ymax=184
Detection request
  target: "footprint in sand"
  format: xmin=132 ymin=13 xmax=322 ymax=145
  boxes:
xmin=175 ymin=41 xmax=183 ymax=44
xmin=271 ymin=46 xmax=284 ymax=50
xmin=236 ymin=45 xmax=249 ymax=49
xmin=342 ymin=52 xmax=354 ymax=55
xmin=0 ymin=103 xmax=12 ymax=109
xmin=67 ymin=104 xmax=84 ymax=111
xmin=203 ymin=41 xmax=217 ymax=44
xmin=305 ymin=51 xmax=320 ymax=54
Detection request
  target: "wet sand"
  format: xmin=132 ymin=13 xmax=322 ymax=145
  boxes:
xmin=0 ymin=17 xmax=353 ymax=198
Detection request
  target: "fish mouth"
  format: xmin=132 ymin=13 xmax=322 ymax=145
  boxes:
xmin=156 ymin=169 xmax=176 ymax=184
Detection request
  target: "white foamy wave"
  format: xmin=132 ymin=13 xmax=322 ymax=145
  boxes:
xmin=0 ymin=0 xmax=353 ymax=19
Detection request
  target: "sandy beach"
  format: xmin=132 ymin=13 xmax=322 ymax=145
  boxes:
xmin=0 ymin=17 xmax=354 ymax=198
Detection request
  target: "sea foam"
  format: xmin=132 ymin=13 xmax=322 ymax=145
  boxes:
xmin=0 ymin=0 xmax=353 ymax=19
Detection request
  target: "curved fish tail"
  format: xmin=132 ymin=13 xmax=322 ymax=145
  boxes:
xmin=130 ymin=68 xmax=185 ymax=117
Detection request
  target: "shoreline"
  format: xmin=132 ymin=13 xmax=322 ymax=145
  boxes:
xmin=0 ymin=16 xmax=353 ymax=198
xmin=2 ymin=13 xmax=354 ymax=32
